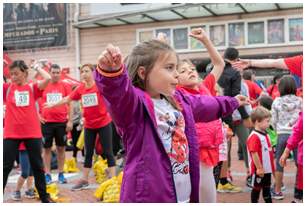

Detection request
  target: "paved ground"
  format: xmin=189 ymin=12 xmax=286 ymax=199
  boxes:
xmin=3 ymin=137 xmax=298 ymax=203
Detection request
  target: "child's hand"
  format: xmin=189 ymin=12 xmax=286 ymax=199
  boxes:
xmin=279 ymin=153 xmax=289 ymax=167
xmin=97 ymin=44 xmax=122 ymax=72
xmin=38 ymin=113 xmax=46 ymax=124
xmin=256 ymin=168 xmax=264 ymax=177
xmin=189 ymin=28 xmax=208 ymax=42
xmin=224 ymin=124 xmax=234 ymax=139
xmin=235 ymin=95 xmax=250 ymax=106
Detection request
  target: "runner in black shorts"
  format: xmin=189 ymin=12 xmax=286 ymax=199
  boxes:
xmin=42 ymin=123 xmax=67 ymax=148
xmin=40 ymin=64 xmax=73 ymax=184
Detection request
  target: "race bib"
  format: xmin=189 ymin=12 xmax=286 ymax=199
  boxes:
xmin=82 ymin=93 xmax=98 ymax=107
xmin=14 ymin=90 xmax=30 ymax=107
xmin=46 ymin=93 xmax=62 ymax=104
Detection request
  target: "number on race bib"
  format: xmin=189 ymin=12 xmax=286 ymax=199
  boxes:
xmin=82 ymin=93 xmax=98 ymax=107
xmin=46 ymin=93 xmax=63 ymax=104
xmin=14 ymin=91 xmax=30 ymax=107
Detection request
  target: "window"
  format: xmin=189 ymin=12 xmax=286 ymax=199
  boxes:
xmin=173 ymin=28 xmax=188 ymax=49
xmin=268 ymin=19 xmax=284 ymax=44
xmin=289 ymin=18 xmax=303 ymax=42
xmin=137 ymin=15 xmax=302 ymax=52
xmin=248 ymin=21 xmax=265 ymax=44
xmin=210 ymin=25 xmax=225 ymax=47
xmin=228 ymin=22 xmax=245 ymax=46
xmin=139 ymin=30 xmax=153 ymax=43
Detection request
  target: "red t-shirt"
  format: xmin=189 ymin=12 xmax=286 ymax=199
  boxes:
xmin=267 ymin=84 xmax=280 ymax=100
xmin=284 ymin=55 xmax=303 ymax=78
xmin=285 ymin=55 xmax=303 ymax=96
xmin=247 ymin=130 xmax=275 ymax=175
xmin=3 ymin=82 xmax=42 ymax=139
xmin=69 ymin=83 xmax=111 ymax=129
xmin=40 ymin=81 xmax=72 ymax=122
xmin=177 ymin=73 xmax=215 ymax=96
xmin=244 ymin=80 xmax=262 ymax=107
xmin=203 ymin=74 xmax=216 ymax=96
xmin=244 ymin=80 xmax=262 ymax=101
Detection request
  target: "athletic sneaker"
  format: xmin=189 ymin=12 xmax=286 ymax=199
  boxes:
xmin=45 ymin=173 xmax=52 ymax=185
xmin=58 ymin=172 xmax=67 ymax=184
xmin=271 ymin=191 xmax=284 ymax=200
xmin=217 ymin=182 xmax=242 ymax=193
xmin=71 ymin=180 xmax=89 ymax=191
xmin=25 ymin=188 xmax=35 ymax=199
xmin=12 ymin=191 xmax=21 ymax=201
xmin=271 ymin=183 xmax=286 ymax=192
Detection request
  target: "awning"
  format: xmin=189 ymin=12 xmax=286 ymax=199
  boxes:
xmin=73 ymin=3 xmax=303 ymax=29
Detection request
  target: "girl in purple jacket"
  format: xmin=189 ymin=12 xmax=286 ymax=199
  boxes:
xmin=94 ymin=40 xmax=248 ymax=202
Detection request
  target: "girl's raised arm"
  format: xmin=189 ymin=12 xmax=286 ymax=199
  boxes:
xmin=189 ymin=28 xmax=224 ymax=82
xmin=95 ymin=44 xmax=143 ymax=130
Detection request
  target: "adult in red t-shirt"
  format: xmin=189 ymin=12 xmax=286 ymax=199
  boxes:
xmin=44 ymin=64 xmax=116 ymax=190
xmin=3 ymin=60 xmax=54 ymax=203
xmin=232 ymin=55 xmax=303 ymax=97
xmin=242 ymin=70 xmax=263 ymax=107
xmin=233 ymin=55 xmax=303 ymax=79
xmin=284 ymin=55 xmax=303 ymax=78
xmin=39 ymin=64 xmax=73 ymax=184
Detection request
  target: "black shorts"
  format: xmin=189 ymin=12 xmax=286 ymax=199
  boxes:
xmin=251 ymin=173 xmax=271 ymax=189
xmin=41 ymin=122 xmax=67 ymax=148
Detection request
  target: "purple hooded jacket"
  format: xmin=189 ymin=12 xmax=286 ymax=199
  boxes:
xmin=94 ymin=67 xmax=239 ymax=203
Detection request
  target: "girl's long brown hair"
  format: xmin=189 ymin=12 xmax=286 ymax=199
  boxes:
xmin=125 ymin=40 xmax=181 ymax=110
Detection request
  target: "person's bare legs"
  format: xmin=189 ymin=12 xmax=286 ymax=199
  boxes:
xmin=220 ymin=161 xmax=228 ymax=178
xmin=82 ymin=167 xmax=91 ymax=181
xmin=56 ymin=146 xmax=65 ymax=173
xmin=107 ymin=166 xmax=116 ymax=178
xmin=275 ymin=171 xmax=283 ymax=193
xmin=15 ymin=176 xmax=26 ymax=192
xmin=43 ymin=148 xmax=52 ymax=174
xmin=26 ymin=176 xmax=34 ymax=190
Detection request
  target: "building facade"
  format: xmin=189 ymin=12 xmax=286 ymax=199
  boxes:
xmin=5 ymin=3 xmax=303 ymax=80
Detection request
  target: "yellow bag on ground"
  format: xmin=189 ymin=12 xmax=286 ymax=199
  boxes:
xmin=94 ymin=173 xmax=122 ymax=203
xmin=76 ymin=129 xmax=84 ymax=150
xmin=117 ymin=171 xmax=123 ymax=184
xmin=34 ymin=183 xmax=59 ymax=202
xmin=63 ymin=157 xmax=79 ymax=173
xmin=93 ymin=157 xmax=108 ymax=184
xmin=102 ymin=179 xmax=121 ymax=203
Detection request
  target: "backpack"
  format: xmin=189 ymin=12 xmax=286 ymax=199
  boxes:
xmin=267 ymin=125 xmax=277 ymax=147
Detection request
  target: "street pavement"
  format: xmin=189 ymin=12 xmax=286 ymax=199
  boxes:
xmin=3 ymin=137 xmax=298 ymax=203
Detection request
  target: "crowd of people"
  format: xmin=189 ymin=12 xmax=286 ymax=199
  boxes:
xmin=3 ymin=27 xmax=303 ymax=203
